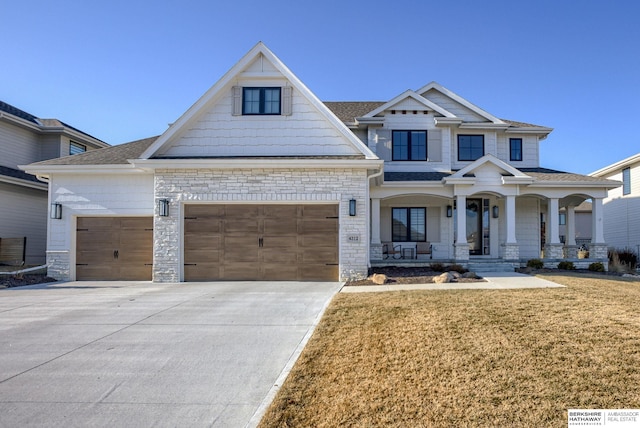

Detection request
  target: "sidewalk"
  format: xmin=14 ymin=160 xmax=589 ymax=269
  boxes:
xmin=341 ymin=272 xmax=565 ymax=293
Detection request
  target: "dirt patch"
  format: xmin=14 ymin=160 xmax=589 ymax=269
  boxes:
xmin=0 ymin=274 xmax=57 ymax=289
xmin=346 ymin=266 xmax=484 ymax=286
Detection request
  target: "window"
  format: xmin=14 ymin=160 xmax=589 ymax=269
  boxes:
xmin=392 ymin=131 xmax=427 ymax=161
xmin=69 ymin=141 xmax=86 ymax=155
xmin=559 ymin=212 xmax=566 ymax=225
xmin=510 ymin=138 xmax=522 ymax=161
xmin=622 ymin=167 xmax=631 ymax=195
xmin=457 ymin=135 xmax=484 ymax=161
xmin=242 ymin=87 xmax=281 ymax=115
xmin=392 ymin=208 xmax=426 ymax=242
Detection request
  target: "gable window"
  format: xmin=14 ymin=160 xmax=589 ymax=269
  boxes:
xmin=69 ymin=141 xmax=86 ymax=155
xmin=458 ymin=135 xmax=484 ymax=161
xmin=392 ymin=208 xmax=426 ymax=242
xmin=392 ymin=131 xmax=427 ymax=161
xmin=243 ymin=87 xmax=281 ymax=115
xmin=622 ymin=167 xmax=631 ymax=195
xmin=510 ymin=138 xmax=523 ymax=161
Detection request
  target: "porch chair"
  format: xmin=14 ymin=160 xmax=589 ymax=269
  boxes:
xmin=416 ymin=242 xmax=432 ymax=259
xmin=382 ymin=242 xmax=402 ymax=259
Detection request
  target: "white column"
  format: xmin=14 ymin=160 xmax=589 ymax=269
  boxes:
xmin=547 ymin=198 xmax=560 ymax=244
xmin=371 ymin=198 xmax=381 ymax=244
xmin=566 ymin=206 xmax=576 ymax=246
xmin=505 ymin=195 xmax=517 ymax=244
xmin=592 ymin=198 xmax=605 ymax=243
xmin=456 ymin=195 xmax=466 ymax=244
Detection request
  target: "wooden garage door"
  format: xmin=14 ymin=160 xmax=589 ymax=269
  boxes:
xmin=76 ymin=217 xmax=153 ymax=280
xmin=184 ymin=204 xmax=338 ymax=281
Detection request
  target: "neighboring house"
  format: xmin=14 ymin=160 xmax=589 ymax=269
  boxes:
xmin=559 ymin=201 xmax=592 ymax=246
xmin=591 ymin=153 xmax=640 ymax=253
xmin=23 ymin=43 xmax=620 ymax=282
xmin=1 ymin=101 xmax=108 ymax=265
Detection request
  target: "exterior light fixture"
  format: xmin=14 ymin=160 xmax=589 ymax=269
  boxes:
xmin=446 ymin=205 xmax=453 ymax=218
xmin=349 ymin=199 xmax=357 ymax=216
xmin=492 ymin=205 xmax=499 ymax=219
xmin=158 ymin=199 xmax=170 ymax=217
xmin=50 ymin=202 xmax=62 ymax=219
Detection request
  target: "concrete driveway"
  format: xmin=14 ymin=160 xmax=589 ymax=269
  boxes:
xmin=0 ymin=280 xmax=342 ymax=427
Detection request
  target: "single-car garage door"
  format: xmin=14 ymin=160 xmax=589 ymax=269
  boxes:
xmin=184 ymin=204 xmax=339 ymax=281
xmin=76 ymin=217 xmax=153 ymax=280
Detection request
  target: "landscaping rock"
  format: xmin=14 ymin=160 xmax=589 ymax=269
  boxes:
xmin=463 ymin=272 xmax=479 ymax=279
xmin=434 ymin=272 xmax=453 ymax=284
xmin=370 ymin=273 xmax=388 ymax=285
xmin=450 ymin=271 xmax=462 ymax=279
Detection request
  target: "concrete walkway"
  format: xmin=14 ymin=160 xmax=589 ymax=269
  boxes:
xmin=0 ymin=280 xmax=342 ymax=427
xmin=341 ymin=272 xmax=565 ymax=293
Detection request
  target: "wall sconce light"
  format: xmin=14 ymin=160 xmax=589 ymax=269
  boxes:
xmin=446 ymin=205 xmax=453 ymax=218
xmin=158 ymin=199 xmax=170 ymax=217
xmin=50 ymin=202 xmax=62 ymax=219
xmin=349 ymin=199 xmax=357 ymax=216
xmin=492 ymin=205 xmax=499 ymax=219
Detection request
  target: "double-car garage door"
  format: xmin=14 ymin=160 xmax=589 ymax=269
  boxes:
xmin=75 ymin=204 xmax=339 ymax=281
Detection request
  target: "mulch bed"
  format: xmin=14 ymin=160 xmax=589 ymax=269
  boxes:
xmin=0 ymin=274 xmax=57 ymax=289
xmin=346 ymin=266 xmax=484 ymax=286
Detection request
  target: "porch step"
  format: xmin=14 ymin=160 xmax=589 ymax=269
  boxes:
xmin=468 ymin=260 xmax=518 ymax=273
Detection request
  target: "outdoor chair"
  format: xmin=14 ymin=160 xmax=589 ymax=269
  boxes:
xmin=382 ymin=242 xmax=402 ymax=259
xmin=416 ymin=242 xmax=432 ymax=259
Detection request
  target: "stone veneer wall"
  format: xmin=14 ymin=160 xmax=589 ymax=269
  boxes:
xmin=153 ymin=168 xmax=370 ymax=282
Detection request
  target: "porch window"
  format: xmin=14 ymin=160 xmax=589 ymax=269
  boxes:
xmin=242 ymin=87 xmax=281 ymax=115
xmin=623 ymin=167 xmax=631 ymax=195
xmin=392 ymin=131 xmax=427 ymax=161
xmin=392 ymin=207 xmax=426 ymax=241
xmin=457 ymin=135 xmax=484 ymax=161
xmin=509 ymin=138 xmax=522 ymax=161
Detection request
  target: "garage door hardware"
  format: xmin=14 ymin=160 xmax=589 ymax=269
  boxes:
xmin=113 ymin=250 xmax=119 ymax=259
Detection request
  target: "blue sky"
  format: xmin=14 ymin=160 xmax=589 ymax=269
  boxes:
xmin=2 ymin=0 xmax=638 ymax=174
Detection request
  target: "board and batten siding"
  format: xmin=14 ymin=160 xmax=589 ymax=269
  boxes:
xmin=0 ymin=182 xmax=47 ymax=264
xmin=158 ymin=85 xmax=360 ymax=158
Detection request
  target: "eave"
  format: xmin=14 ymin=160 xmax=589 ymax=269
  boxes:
xmin=20 ymin=164 xmax=147 ymax=178
xmin=0 ymin=175 xmax=47 ymax=190
xmin=130 ymin=158 xmax=384 ymax=170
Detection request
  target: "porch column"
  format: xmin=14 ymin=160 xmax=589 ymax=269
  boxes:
xmin=565 ymin=205 xmax=579 ymax=259
xmin=454 ymin=195 xmax=469 ymax=261
xmin=370 ymin=198 xmax=383 ymax=260
xmin=503 ymin=195 xmax=519 ymax=261
xmin=544 ymin=198 xmax=563 ymax=259
xmin=590 ymin=198 xmax=608 ymax=260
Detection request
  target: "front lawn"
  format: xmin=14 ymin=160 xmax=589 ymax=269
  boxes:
xmin=259 ymin=273 xmax=640 ymax=427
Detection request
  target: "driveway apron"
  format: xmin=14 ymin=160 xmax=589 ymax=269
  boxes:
xmin=0 ymin=281 xmax=342 ymax=427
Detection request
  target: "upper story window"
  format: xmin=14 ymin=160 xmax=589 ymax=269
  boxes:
xmin=622 ymin=167 xmax=631 ymax=195
xmin=69 ymin=141 xmax=86 ymax=155
xmin=457 ymin=135 xmax=484 ymax=161
xmin=243 ymin=87 xmax=281 ymax=115
xmin=510 ymin=138 xmax=523 ymax=161
xmin=392 ymin=130 xmax=427 ymax=161
xmin=392 ymin=207 xmax=426 ymax=242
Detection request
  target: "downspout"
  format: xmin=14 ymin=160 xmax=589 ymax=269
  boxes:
xmin=366 ymin=166 xmax=384 ymax=268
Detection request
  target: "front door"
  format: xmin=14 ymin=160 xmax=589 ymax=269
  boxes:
xmin=466 ymin=198 xmax=490 ymax=256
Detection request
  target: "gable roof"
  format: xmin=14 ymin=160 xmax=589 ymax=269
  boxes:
xmin=361 ymin=90 xmax=456 ymax=119
xmin=416 ymin=82 xmax=505 ymax=124
xmin=140 ymin=42 xmax=377 ymax=161
xmin=590 ymin=152 xmax=640 ymax=177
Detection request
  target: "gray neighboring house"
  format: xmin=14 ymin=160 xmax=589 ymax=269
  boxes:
xmin=591 ymin=153 xmax=640 ymax=253
xmin=0 ymin=101 xmax=108 ymax=265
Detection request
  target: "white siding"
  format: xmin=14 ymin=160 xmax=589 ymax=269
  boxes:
xmin=0 ymin=182 xmax=47 ymax=264
xmin=421 ymin=88 xmax=487 ymax=122
xmin=159 ymin=85 xmax=360 ymax=157
xmin=0 ymin=122 xmax=40 ymax=168
xmin=601 ymin=160 xmax=640 ymax=250
xmin=496 ymin=134 xmax=539 ymax=168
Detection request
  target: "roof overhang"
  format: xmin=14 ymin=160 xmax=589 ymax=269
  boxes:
xmin=129 ymin=158 xmax=384 ymax=170
xmin=0 ymin=174 xmax=47 ymax=190
xmin=20 ymin=164 xmax=146 ymax=178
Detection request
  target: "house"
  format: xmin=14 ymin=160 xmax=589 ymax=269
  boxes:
xmin=22 ymin=43 xmax=620 ymax=282
xmin=591 ymin=153 xmax=640 ymax=253
xmin=1 ymin=101 xmax=108 ymax=265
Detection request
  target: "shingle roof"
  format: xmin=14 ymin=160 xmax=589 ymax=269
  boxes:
xmin=385 ymin=172 xmax=452 ymax=182
xmin=31 ymin=136 xmax=158 ymax=166
xmin=0 ymin=100 xmax=40 ymax=124
xmin=0 ymin=165 xmax=42 ymax=183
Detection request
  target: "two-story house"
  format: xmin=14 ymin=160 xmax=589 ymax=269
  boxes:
xmin=1 ymin=101 xmax=108 ymax=265
xmin=22 ymin=43 xmax=619 ymax=282
xmin=591 ymin=153 xmax=640 ymax=253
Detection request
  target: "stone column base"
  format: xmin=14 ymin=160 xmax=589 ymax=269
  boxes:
xmin=589 ymin=243 xmax=608 ymax=260
xmin=565 ymin=245 xmax=579 ymax=259
xmin=544 ymin=243 xmax=564 ymax=259
xmin=503 ymin=243 xmax=519 ymax=261
xmin=454 ymin=243 xmax=470 ymax=261
xmin=370 ymin=243 xmax=383 ymax=261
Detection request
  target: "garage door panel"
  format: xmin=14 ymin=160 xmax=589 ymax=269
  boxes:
xmin=262 ymin=249 xmax=297 ymax=264
xmin=117 ymin=264 xmax=153 ymax=281
xmin=264 ymin=218 xmax=297 ymax=235
xmin=185 ymin=234 xmax=221 ymax=248
xmin=76 ymin=265 xmax=116 ymax=281
xmin=263 ymin=236 xmax=297 ymax=249
xmin=185 ymin=205 xmax=226 ymax=218
xmin=225 ymin=205 xmax=259 ymax=218
xmin=185 ymin=249 xmax=221 ymax=263
xmin=184 ymin=263 xmax=220 ymax=281
xmin=119 ymin=218 xmax=153 ymax=230
xmin=299 ymin=264 xmax=338 ymax=281
xmin=299 ymin=219 xmax=338 ymax=234
xmin=262 ymin=264 xmax=298 ymax=280
xmin=301 ymin=205 xmax=338 ymax=218
xmin=77 ymin=217 xmax=118 ymax=230
xmin=224 ymin=219 xmax=260 ymax=234
xmin=222 ymin=264 xmax=261 ymax=280
xmin=263 ymin=205 xmax=298 ymax=218
xmin=302 ymin=249 xmax=338 ymax=264
xmin=185 ymin=220 xmax=222 ymax=234
xmin=299 ymin=234 xmax=338 ymax=248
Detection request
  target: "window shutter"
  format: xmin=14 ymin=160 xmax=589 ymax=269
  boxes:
xmin=427 ymin=129 xmax=442 ymax=162
xmin=282 ymin=86 xmax=292 ymax=116
xmin=232 ymin=86 xmax=242 ymax=116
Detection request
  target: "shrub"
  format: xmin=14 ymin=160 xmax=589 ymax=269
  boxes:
xmin=609 ymin=248 xmax=638 ymax=273
xmin=445 ymin=264 xmax=467 ymax=274
xmin=588 ymin=262 xmax=605 ymax=272
xmin=429 ymin=263 xmax=445 ymax=272
xmin=527 ymin=259 xmax=544 ymax=269
xmin=558 ymin=261 xmax=576 ymax=270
